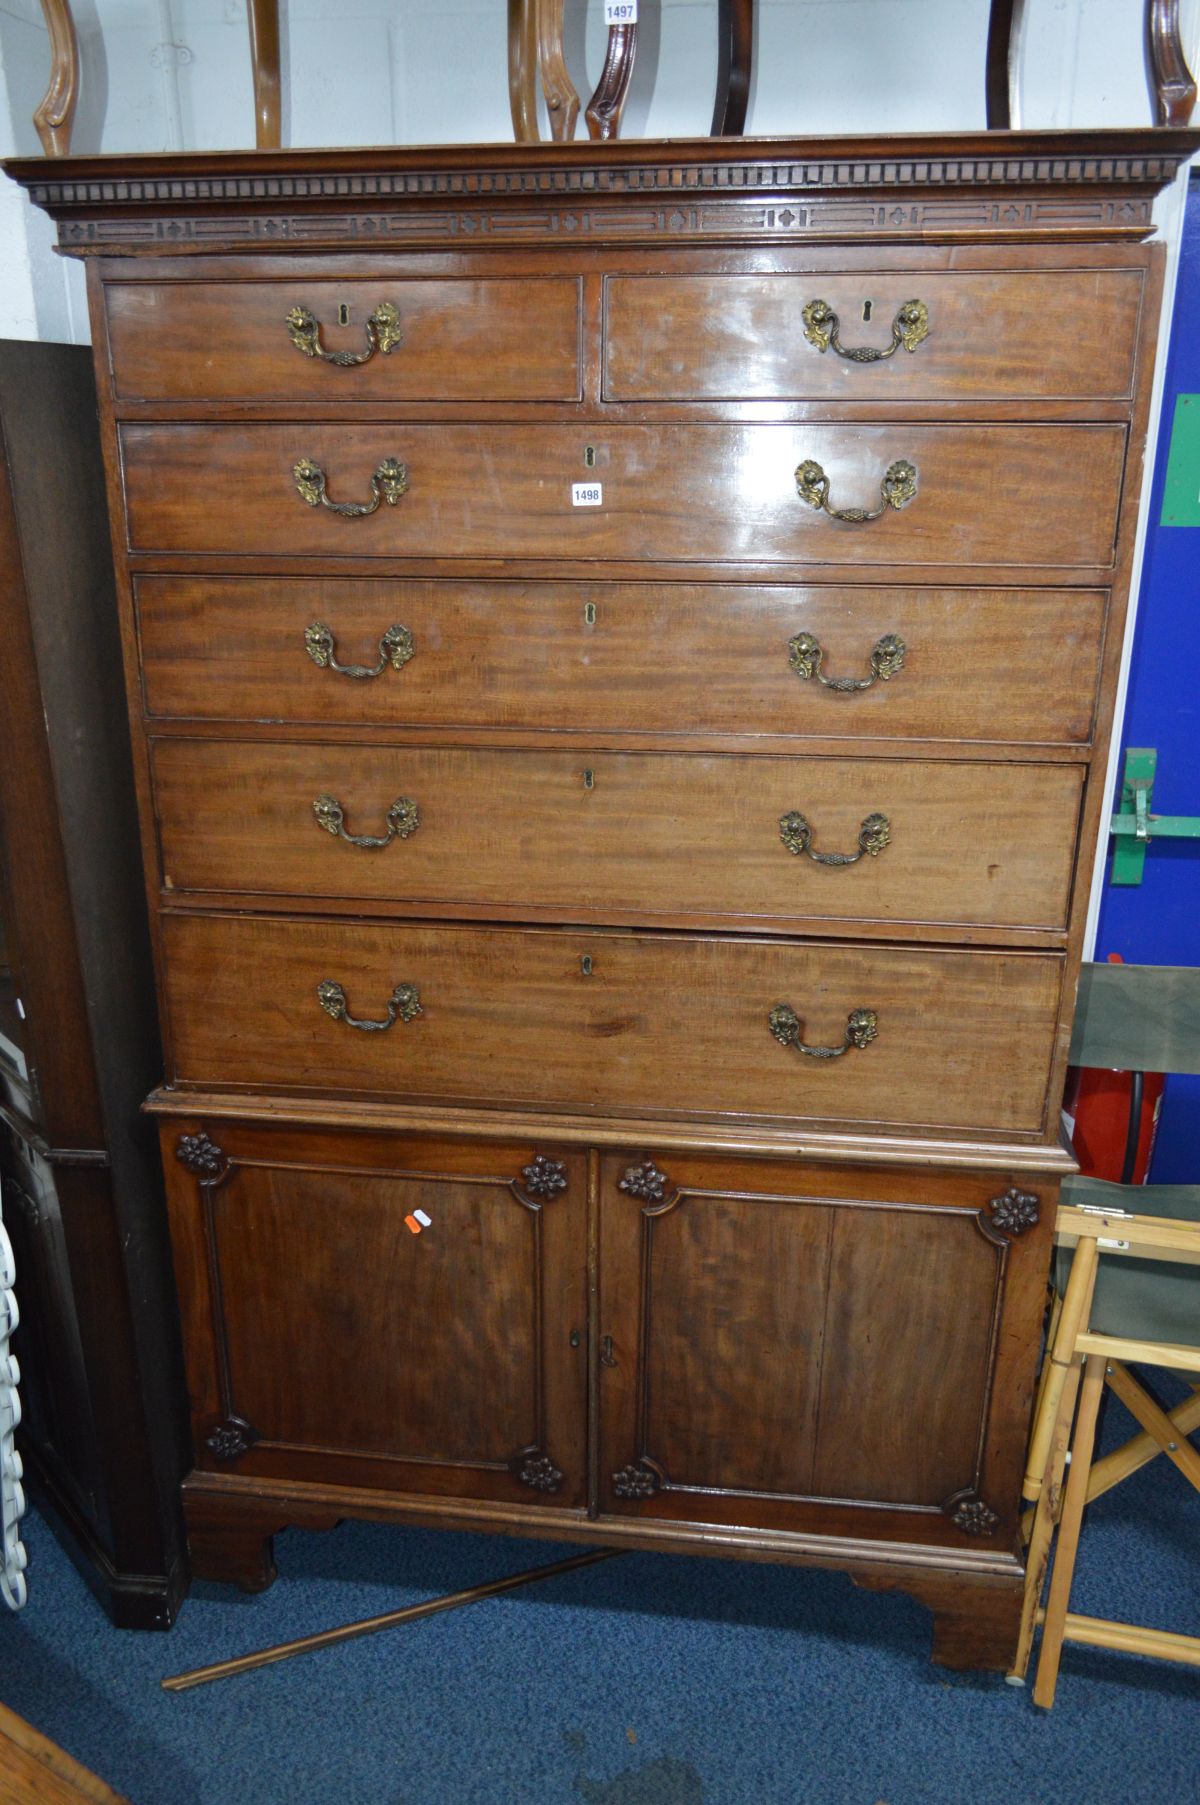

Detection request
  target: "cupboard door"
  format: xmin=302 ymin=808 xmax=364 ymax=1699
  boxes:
xmin=597 ymin=1153 xmax=1052 ymax=1549
xmin=165 ymin=1122 xmax=587 ymax=1511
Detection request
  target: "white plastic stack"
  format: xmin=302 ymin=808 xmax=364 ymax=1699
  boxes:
xmin=0 ymin=1187 xmax=26 ymax=1610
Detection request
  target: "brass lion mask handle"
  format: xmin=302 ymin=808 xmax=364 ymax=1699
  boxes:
xmin=796 ymin=458 xmax=917 ymax=523
xmin=316 ymin=979 xmax=422 ymax=1032
xmin=304 ymin=622 xmax=414 ymax=679
xmin=314 ymin=794 xmax=420 ymax=849
xmin=293 ymin=457 xmax=409 ymax=518
xmin=286 ymin=301 xmax=402 ymax=365
xmin=768 ymin=1004 xmax=878 ymax=1061
xmin=789 ymin=632 xmax=905 ymax=693
xmin=779 ymin=811 xmax=891 ymax=866
xmin=802 ymin=298 xmax=929 ymax=362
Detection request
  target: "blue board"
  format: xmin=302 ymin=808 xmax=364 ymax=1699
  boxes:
xmin=1095 ymin=170 xmax=1200 ymax=1179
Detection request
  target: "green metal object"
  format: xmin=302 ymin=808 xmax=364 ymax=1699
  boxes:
xmin=1160 ymin=394 xmax=1200 ymax=526
xmin=1110 ymin=747 xmax=1200 ymax=885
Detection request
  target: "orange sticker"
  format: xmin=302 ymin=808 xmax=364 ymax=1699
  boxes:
xmin=404 ymin=1214 xmax=422 ymax=1235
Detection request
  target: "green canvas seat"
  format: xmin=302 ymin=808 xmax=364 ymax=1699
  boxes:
xmin=1056 ymin=1175 xmax=1200 ymax=1352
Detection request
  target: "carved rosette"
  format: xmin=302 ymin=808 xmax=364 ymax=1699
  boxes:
xmin=205 ymin=1417 xmax=258 ymax=1462
xmin=511 ymin=1448 xmax=564 ymax=1494
xmin=618 ymin=1162 xmax=672 ymax=1204
xmin=612 ymin=1461 xmax=660 ymax=1500
xmin=980 ymin=1186 xmax=1041 ymax=1240
xmin=519 ymin=1156 xmax=569 ymax=1200
xmin=176 ymin=1130 xmax=227 ymax=1180
xmin=944 ymin=1490 xmax=999 ymax=1537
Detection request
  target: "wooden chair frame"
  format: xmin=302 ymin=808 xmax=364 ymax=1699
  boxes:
xmin=29 ymin=0 xmax=1195 ymax=160
xmin=1011 ymin=1202 xmax=1200 ymax=1705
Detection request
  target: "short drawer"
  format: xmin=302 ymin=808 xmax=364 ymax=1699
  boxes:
xmin=152 ymin=739 xmax=1084 ymax=936
xmin=136 ymin=576 xmax=1108 ymax=747
xmin=161 ymin=914 xmax=1063 ymax=1136
xmin=604 ymin=268 xmax=1145 ymax=402
xmin=104 ymin=276 xmax=582 ymax=403
xmin=119 ymin=422 xmax=1126 ymax=570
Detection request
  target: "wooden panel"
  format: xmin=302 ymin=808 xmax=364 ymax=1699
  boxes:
xmin=166 ymin=1127 xmax=587 ymax=1506
xmin=135 ymin=576 xmax=1108 ymax=748
xmin=596 ymin=1151 xmax=1039 ymax=1535
xmin=160 ymin=914 xmax=1063 ymax=1134
xmin=632 ymin=1188 xmax=832 ymax=1493
xmin=119 ymin=422 xmax=1126 ymax=569
xmin=812 ymin=1205 xmax=999 ymax=1504
xmin=104 ymin=276 xmax=582 ymax=402
xmin=151 ymin=738 xmax=1084 ymax=934
xmin=604 ymin=268 xmax=1144 ymax=401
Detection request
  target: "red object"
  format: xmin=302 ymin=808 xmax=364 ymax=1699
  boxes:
xmin=1065 ymin=954 xmax=1163 ymax=1183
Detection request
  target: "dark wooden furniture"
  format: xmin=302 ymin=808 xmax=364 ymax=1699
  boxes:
xmin=0 ymin=341 xmax=188 ymax=1627
xmin=9 ymin=128 xmax=1197 ymax=1669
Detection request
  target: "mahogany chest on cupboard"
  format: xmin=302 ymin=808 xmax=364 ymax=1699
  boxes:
xmin=11 ymin=129 xmax=1197 ymax=1668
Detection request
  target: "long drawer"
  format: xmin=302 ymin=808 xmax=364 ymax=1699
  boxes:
xmin=134 ymin=577 xmax=1108 ymax=747
xmin=119 ymin=423 xmax=1126 ymax=568
xmin=151 ymin=739 xmax=1083 ymax=934
xmin=603 ymin=268 xmax=1145 ymax=402
xmin=160 ymin=914 xmax=1063 ymax=1135
xmin=104 ymin=276 xmax=583 ymax=402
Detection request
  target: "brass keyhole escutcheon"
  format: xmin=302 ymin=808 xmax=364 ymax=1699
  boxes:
xmin=583 ymin=768 xmax=595 ymax=790
xmin=584 ymin=602 xmax=597 ymax=626
xmin=862 ymin=299 xmax=873 ymax=321
xmin=584 ymin=445 xmax=597 ymax=468
xmin=337 ymin=302 xmax=351 ymax=327
xmin=581 ymin=955 xmax=593 ymax=977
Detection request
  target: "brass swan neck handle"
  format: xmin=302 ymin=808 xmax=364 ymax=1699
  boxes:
xmin=316 ymin=980 xmax=422 ymax=1032
xmin=802 ymin=298 xmax=929 ymax=362
xmin=795 ymin=458 xmax=917 ymax=523
xmin=304 ymin=622 xmax=415 ymax=679
xmin=286 ymin=301 xmax=402 ymax=365
xmin=313 ymin=795 xmax=420 ymax=849
xmin=788 ymin=631 xmax=906 ymax=692
xmin=293 ymin=456 xmax=409 ymax=518
xmin=768 ymin=1004 xmax=878 ymax=1060
xmin=779 ymin=811 xmax=891 ymax=866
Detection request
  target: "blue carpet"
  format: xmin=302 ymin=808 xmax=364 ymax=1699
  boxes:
xmin=1 ymin=1383 xmax=1197 ymax=1805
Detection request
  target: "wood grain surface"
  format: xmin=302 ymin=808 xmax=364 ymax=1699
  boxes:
xmin=160 ymin=912 xmax=1063 ymax=1134
xmin=134 ymin=576 xmax=1109 ymax=749
xmin=604 ymin=267 xmax=1144 ymax=402
xmin=118 ymin=421 xmax=1127 ymax=569
xmin=105 ymin=276 xmax=582 ymax=402
xmin=149 ymin=737 xmax=1084 ymax=935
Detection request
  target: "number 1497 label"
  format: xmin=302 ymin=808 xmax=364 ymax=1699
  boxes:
xmin=604 ymin=1 xmax=637 ymax=23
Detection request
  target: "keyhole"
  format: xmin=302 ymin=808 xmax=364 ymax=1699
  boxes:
xmin=862 ymin=300 xmax=873 ymax=322
xmin=338 ymin=302 xmax=351 ymax=327
xmin=584 ymin=602 xmax=597 ymax=627
xmin=580 ymin=955 xmax=593 ymax=977
xmin=583 ymin=768 xmax=595 ymax=790
xmin=584 ymin=445 xmax=597 ymax=469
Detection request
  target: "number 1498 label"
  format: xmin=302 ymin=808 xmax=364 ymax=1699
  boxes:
xmin=572 ymin=483 xmax=603 ymax=507
xmin=604 ymin=1 xmax=637 ymax=23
